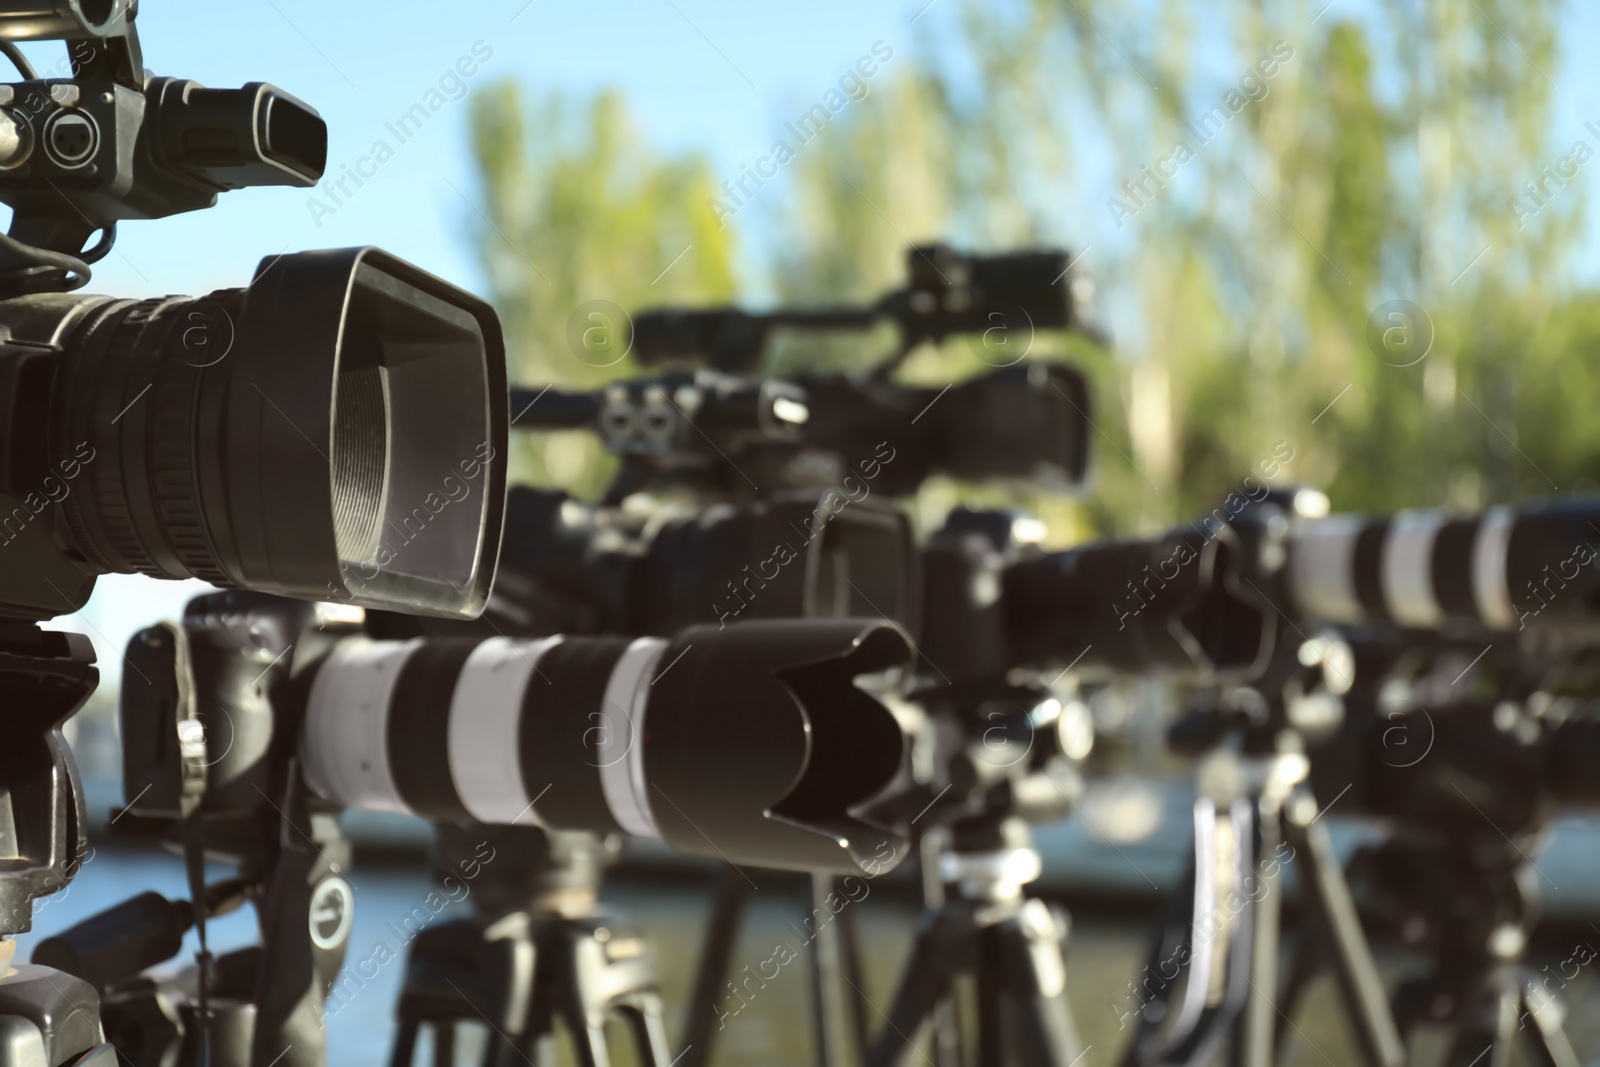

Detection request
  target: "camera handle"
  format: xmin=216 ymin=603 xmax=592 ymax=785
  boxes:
xmin=0 ymin=0 xmax=142 ymax=281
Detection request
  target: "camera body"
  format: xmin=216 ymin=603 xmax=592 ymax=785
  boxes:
xmin=463 ymin=485 xmax=918 ymax=637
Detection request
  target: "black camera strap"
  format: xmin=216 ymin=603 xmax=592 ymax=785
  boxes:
xmin=181 ymin=810 xmax=214 ymax=1063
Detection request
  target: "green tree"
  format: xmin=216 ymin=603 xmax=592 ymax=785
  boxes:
xmin=755 ymin=0 xmax=1574 ymax=535
xmin=468 ymin=0 xmax=1589 ymax=539
xmin=466 ymin=84 xmax=738 ymax=493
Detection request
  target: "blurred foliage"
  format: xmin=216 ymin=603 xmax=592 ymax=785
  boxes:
xmin=467 ymin=0 xmax=1597 ymax=542
xmin=466 ymin=85 xmax=737 ymax=495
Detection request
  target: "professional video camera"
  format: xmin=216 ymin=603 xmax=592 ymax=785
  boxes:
xmin=511 ymin=362 xmax=1089 ymax=502
xmin=129 ymin=595 xmax=915 ymax=880
xmin=513 ymin=244 xmax=1095 ymax=502
xmin=0 ymin=21 xmax=507 ymax=619
xmin=943 ymin=491 xmax=1600 ymax=689
xmin=1111 ymin=492 xmax=1600 ymax=1067
xmin=42 ymin=595 xmax=358 ymax=1067
xmin=0 ymin=6 xmax=509 ymax=1065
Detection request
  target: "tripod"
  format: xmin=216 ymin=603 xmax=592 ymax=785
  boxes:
xmin=389 ymin=825 xmax=671 ymax=1067
xmin=676 ymin=862 xmax=877 ymax=1067
xmin=864 ymin=812 xmax=1083 ymax=1067
xmin=1119 ymin=733 xmax=1404 ymax=1067
xmin=1309 ymin=832 xmax=1579 ymax=1067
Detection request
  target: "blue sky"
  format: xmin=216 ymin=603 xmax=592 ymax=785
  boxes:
xmin=42 ymin=0 xmax=1600 ymax=676
xmin=18 ymin=0 xmax=923 ymax=301
xmin=10 ymin=0 xmax=1600 ymax=300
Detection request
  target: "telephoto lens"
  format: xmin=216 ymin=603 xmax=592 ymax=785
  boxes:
xmin=1286 ymin=497 xmax=1600 ymax=632
xmin=1001 ymin=523 xmax=1275 ymax=680
xmin=299 ymin=619 xmax=913 ymax=875
xmin=0 ymin=247 xmax=507 ymax=620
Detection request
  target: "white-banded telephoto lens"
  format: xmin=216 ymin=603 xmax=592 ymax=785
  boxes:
xmin=300 ymin=619 xmax=914 ymax=876
xmin=1284 ymin=499 xmax=1600 ymax=632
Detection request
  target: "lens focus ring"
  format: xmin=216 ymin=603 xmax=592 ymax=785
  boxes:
xmin=57 ymin=293 xmax=237 ymax=584
xmin=148 ymin=300 xmax=232 ymax=585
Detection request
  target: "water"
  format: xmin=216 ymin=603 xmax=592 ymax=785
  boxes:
xmin=15 ymin=848 xmax=1600 ymax=1066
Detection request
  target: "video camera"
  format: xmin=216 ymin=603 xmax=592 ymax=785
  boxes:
xmin=0 ymin=2 xmax=324 ymax=294
xmin=0 ymin=7 xmax=509 ymax=1065
xmin=1284 ymin=497 xmax=1600 ymax=634
xmin=934 ymin=491 xmax=1600 ymax=689
xmin=0 ymin=5 xmax=507 ymax=621
xmin=513 ymin=244 xmax=1095 ymax=502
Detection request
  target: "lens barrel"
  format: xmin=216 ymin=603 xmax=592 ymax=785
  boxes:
xmin=1286 ymin=499 xmax=1600 ymax=632
xmin=0 ymin=247 xmax=507 ymax=620
xmin=300 ymin=619 xmax=913 ymax=875
xmin=1002 ymin=525 xmax=1273 ymax=680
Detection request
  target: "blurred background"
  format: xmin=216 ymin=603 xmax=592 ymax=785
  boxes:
xmin=25 ymin=0 xmax=1600 ymax=1064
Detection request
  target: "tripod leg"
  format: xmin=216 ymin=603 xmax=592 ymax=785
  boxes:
xmin=835 ymin=876 xmax=873 ymax=1059
xmin=988 ymin=901 xmax=1084 ymax=1067
xmin=920 ymin=831 xmax=962 ymax=1067
xmin=1442 ymin=975 xmax=1517 ymax=1067
xmin=568 ymin=1020 xmax=613 ymax=1067
xmin=1281 ymin=792 xmax=1405 ymax=1067
xmin=433 ymin=1022 xmax=455 ymax=1067
xmin=865 ymin=910 xmax=961 ymax=1067
xmin=1234 ymin=800 xmax=1280 ymax=1067
xmin=678 ymin=866 xmax=752 ymax=1067
xmin=1272 ymin=920 xmax=1326 ymax=1057
xmin=618 ymin=999 xmax=673 ymax=1067
xmin=554 ymin=960 xmax=611 ymax=1067
xmin=1519 ymin=979 xmax=1581 ymax=1067
xmin=390 ymin=1021 xmax=419 ymax=1067
xmin=809 ymin=872 xmax=852 ymax=1067
xmin=976 ymin=930 xmax=1005 ymax=1067
xmin=1117 ymin=855 xmax=1199 ymax=1067
xmin=526 ymin=974 xmax=560 ymax=1067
